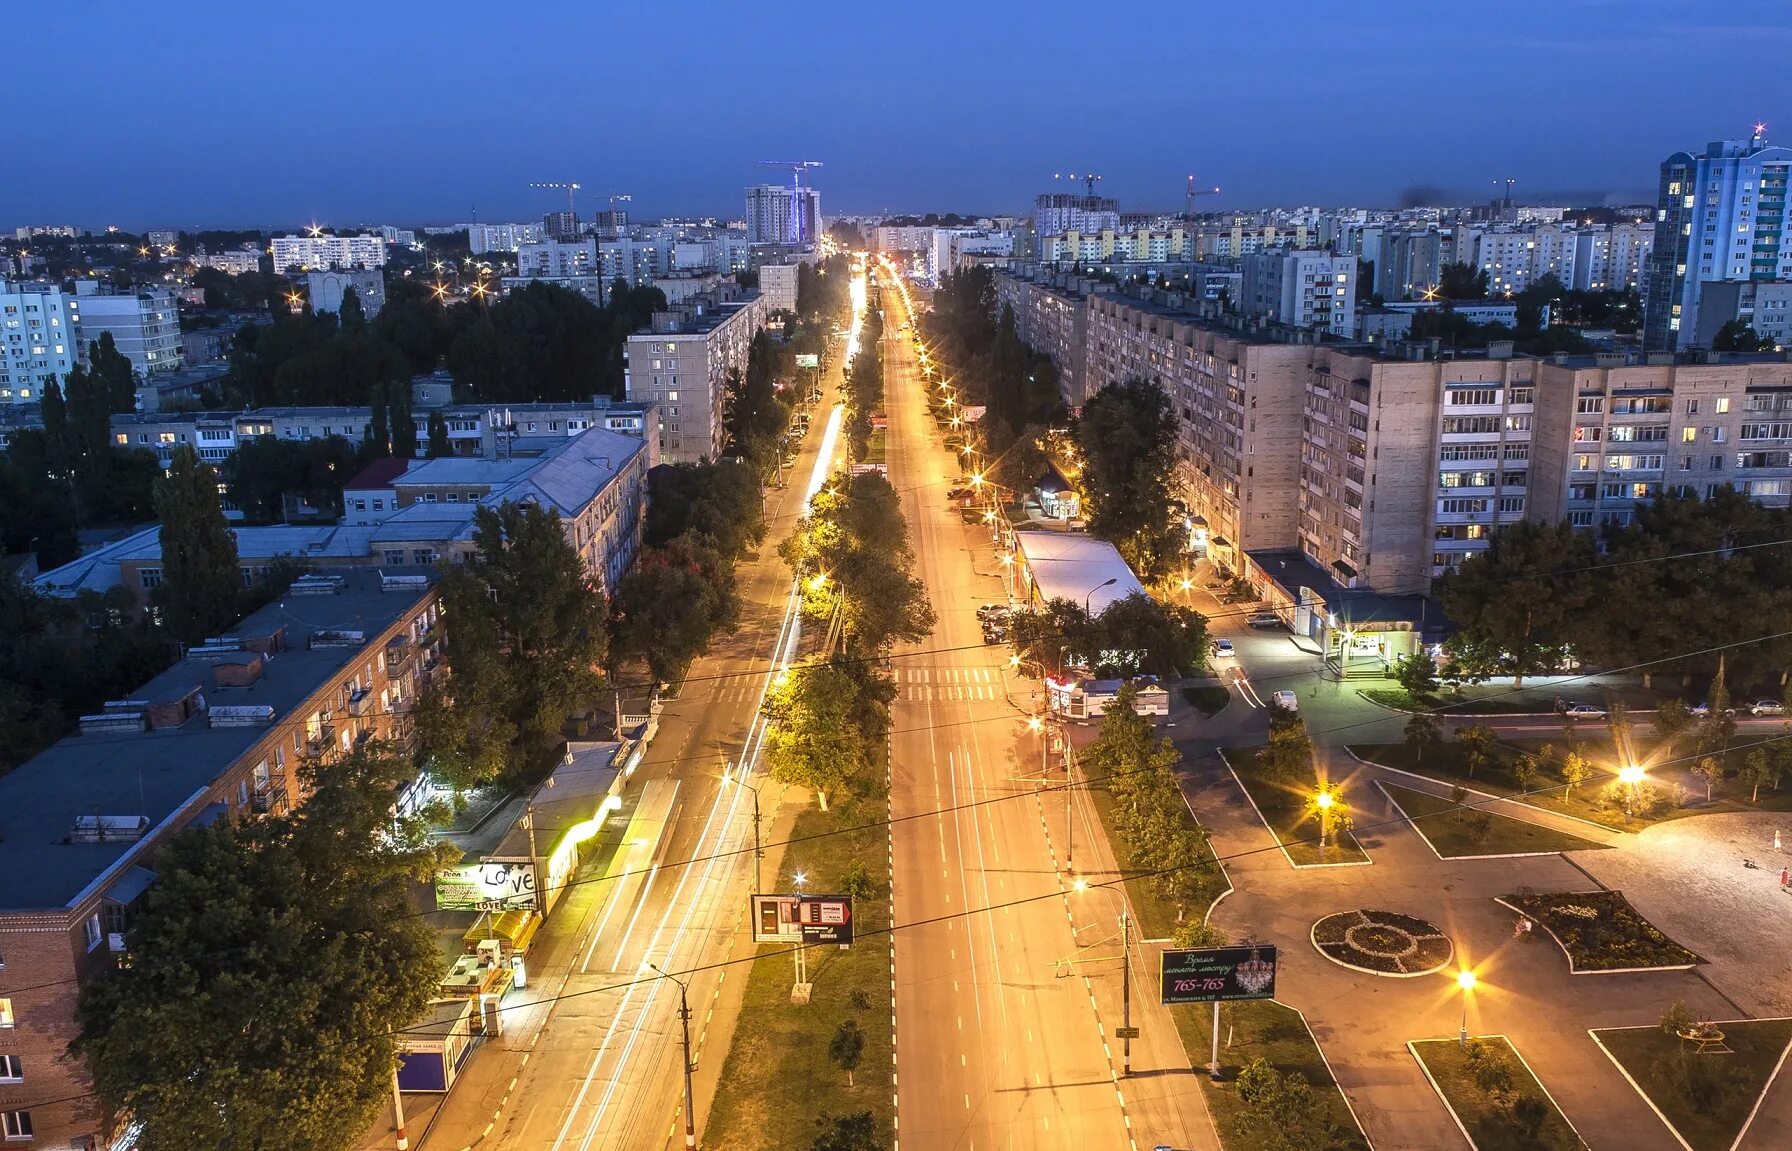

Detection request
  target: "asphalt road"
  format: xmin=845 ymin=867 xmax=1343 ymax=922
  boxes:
xmin=882 ymin=277 xmax=1214 ymax=1151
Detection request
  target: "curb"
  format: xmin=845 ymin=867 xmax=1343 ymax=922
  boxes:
xmin=1409 ymin=1036 xmax=1591 ymax=1151
xmin=1492 ymin=894 xmax=1702 ymax=974
xmin=1219 ymin=750 xmax=1373 ymax=870
xmin=1373 ymin=780 xmax=1596 ymax=861
xmin=1406 ymin=1039 xmax=1479 ymax=1150
xmin=1342 ymin=747 xmax=1629 ymax=837
xmin=1309 ymin=913 xmax=1454 ymax=980
xmin=1288 ymin=1001 xmax=1377 ymax=1150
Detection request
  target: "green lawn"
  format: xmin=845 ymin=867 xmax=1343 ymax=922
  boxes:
xmin=1351 ymin=741 xmax=1647 ymax=831
xmin=1222 ymin=749 xmax=1369 ymax=866
xmin=703 ymin=786 xmax=894 ymax=1151
xmin=1378 ymin=783 xmax=1610 ymax=858
xmin=1086 ymin=781 xmax=1229 ymax=941
xmin=1594 ymin=1020 xmax=1792 ymax=1151
xmin=1410 ymin=1037 xmax=1584 ymax=1151
xmin=1170 ymin=998 xmax=1370 ymax=1151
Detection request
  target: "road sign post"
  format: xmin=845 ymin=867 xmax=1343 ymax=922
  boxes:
xmin=1159 ymin=945 xmax=1279 ymax=1081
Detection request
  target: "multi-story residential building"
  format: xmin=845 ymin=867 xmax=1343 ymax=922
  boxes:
xmin=873 ymin=224 xmax=935 ymax=254
xmin=1571 ymin=223 xmax=1653 ymax=292
xmin=1240 ymin=250 xmax=1357 ymax=337
xmin=1529 ymin=353 xmax=1792 ymax=529
xmin=1646 ymin=129 xmax=1792 ymax=351
xmin=270 ymin=233 xmax=387 ymax=272
xmin=192 ymin=245 xmax=264 ymax=275
xmin=542 ymin=211 xmax=581 ymax=240
xmin=625 ymin=291 xmax=766 ymax=463
xmin=377 ymin=225 xmax=417 ymax=246
xmin=1033 ymin=192 xmax=1120 ymax=236
xmin=12 ymin=225 xmax=75 ymax=240
xmin=1375 ymin=229 xmax=1444 ymax=300
xmin=1036 ymin=227 xmax=1190 ymax=267
xmin=72 ymin=282 xmax=182 ymax=378
xmin=0 ymin=571 xmax=441 ymax=1151
xmin=930 ymin=229 xmax=1015 ymax=280
xmin=759 ymin=262 xmax=800 ymax=313
xmin=1696 ymin=281 xmax=1792 ymax=347
xmin=516 ymin=237 xmax=598 ymax=279
xmin=306 ymin=268 xmax=386 ymax=319
xmin=468 ymin=222 xmax=544 ymax=254
xmin=0 ymin=280 xmax=80 ymax=404
xmin=993 ymin=268 xmax=1092 ymax=407
xmin=745 ymin=184 xmax=822 ymax=246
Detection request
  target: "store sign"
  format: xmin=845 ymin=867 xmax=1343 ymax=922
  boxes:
xmin=435 ymin=862 xmax=538 ymax=912
xmin=1160 ymin=945 xmax=1278 ymax=1005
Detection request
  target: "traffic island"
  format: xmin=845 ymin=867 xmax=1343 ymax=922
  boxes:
xmin=1409 ymin=1036 xmax=1586 ymax=1151
xmin=1377 ymin=782 xmax=1610 ymax=858
xmin=1311 ymin=909 xmax=1454 ymax=977
xmin=1220 ymin=748 xmax=1371 ymax=867
xmin=1169 ymin=998 xmax=1371 ymax=1151
xmin=1590 ymin=1019 xmax=1792 ymax=1151
xmin=1499 ymin=890 xmax=1702 ymax=973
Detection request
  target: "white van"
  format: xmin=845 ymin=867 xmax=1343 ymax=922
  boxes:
xmin=1271 ymin=690 xmax=1298 ymax=712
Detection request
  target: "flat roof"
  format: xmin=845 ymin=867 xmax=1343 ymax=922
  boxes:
xmin=490 ymin=742 xmax=622 ymax=860
xmin=0 ymin=570 xmax=437 ymax=912
xmin=1014 ymin=532 xmax=1147 ymax=617
xmin=1246 ymin=548 xmax=1439 ymax=630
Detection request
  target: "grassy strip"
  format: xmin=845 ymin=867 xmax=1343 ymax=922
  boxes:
xmin=1379 ymin=783 xmax=1610 ymax=858
xmin=702 ymin=782 xmax=893 ymax=1151
xmin=1223 ymin=749 xmax=1369 ymax=866
xmin=1350 ymin=742 xmax=1645 ymax=831
xmin=1410 ymin=1037 xmax=1584 ymax=1151
xmin=1086 ymin=782 xmax=1229 ymax=940
xmin=1503 ymin=890 xmax=1700 ymax=971
xmin=1169 ymin=998 xmax=1370 ymax=1151
xmin=1594 ymin=1020 xmax=1792 ymax=1151
xmin=1360 ymin=688 xmax=1551 ymax=715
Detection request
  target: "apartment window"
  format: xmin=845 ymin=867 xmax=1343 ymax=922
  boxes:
xmin=1716 ymin=397 xmax=1731 ymax=414
xmin=1686 ymin=399 xmax=1701 ymax=415
xmin=139 ymin=567 xmax=163 ymax=590
xmin=1503 ymin=444 xmax=1529 ymax=461
xmin=1573 ymin=426 xmax=1603 ymax=443
xmin=0 ymin=1111 xmax=29 ymax=1140
xmin=1438 ymin=498 xmax=1488 ymax=514
xmin=0 ymin=999 xmax=10 ymax=1026
xmin=667 ymin=390 xmax=679 ymax=401
xmin=1569 ymin=511 xmax=1594 ymax=527
xmin=1508 ymin=387 xmax=1535 ymax=406
xmin=1749 ymin=479 xmax=1792 ymax=498
xmin=1576 ymin=397 xmax=1605 ymax=414
xmin=0 ymin=1055 xmax=18 ymax=1082
xmin=1741 ymin=422 xmax=1792 ymax=440
xmin=1682 ymin=426 xmax=1698 ymax=443
xmin=383 ymin=550 xmax=405 ymax=565
xmin=424 ymin=493 xmax=437 ymax=503
xmin=1711 ymin=455 xmax=1726 ymax=470
xmin=1446 ymin=387 xmax=1499 ymax=406
xmin=1712 ymin=426 xmax=1727 ymax=443
xmin=1497 ymin=496 xmax=1525 ymax=513
xmin=1568 ymin=483 xmax=1596 ymax=501
xmin=1505 ymin=415 xmax=1531 ymax=432
xmin=1679 ymin=456 xmax=1694 ymax=471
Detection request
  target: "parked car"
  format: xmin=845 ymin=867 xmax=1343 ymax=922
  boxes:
xmin=1748 ymin=699 xmax=1786 ymax=716
xmin=1271 ymin=690 xmax=1298 ymax=712
xmin=1562 ymin=702 xmax=1608 ymax=720
xmin=1245 ymin=612 xmax=1285 ymax=630
xmin=1211 ymin=639 xmax=1235 ymax=659
xmin=1688 ymin=701 xmax=1736 ymax=718
xmin=976 ymin=603 xmax=1008 ymax=622
xmin=946 ymin=487 xmax=973 ymax=501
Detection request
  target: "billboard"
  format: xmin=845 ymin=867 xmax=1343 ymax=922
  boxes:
xmin=751 ymin=893 xmax=855 ymax=946
xmin=1159 ymin=945 xmax=1278 ymax=1005
xmin=795 ymin=354 xmax=820 ymax=369
xmin=435 ymin=861 xmax=538 ymax=912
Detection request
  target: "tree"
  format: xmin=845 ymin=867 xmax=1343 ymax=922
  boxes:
xmin=221 ymin=434 xmax=360 ymax=523
xmin=781 ymin=471 xmax=934 ymax=655
xmin=1739 ymin=748 xmax=1780 ymax=803
xmin=428 ymin=501 xmax=608 ymax=785
xmin=76 ymin=743 xmax=449 ymax=1151
xmin=1076 ymin=378 xmax=1183 ymax=579
xmin=1700 ymin=666 xmax=1737 ymax=755
xmin=1654 ymin=699 xmax=1694 ymax=750
xmin=1404 ymin=712 xmax=1441 ymax=766
xmin=427 ymin=409 xmax=451 ymax=457
xmin=762 ymin=662 xmax=872 ymax=810
xmin=1692 ymin=755 xmax=1724 ymax=801
xmin=810 ymin=1111 xmax=879 ymax=1151
xmin=1711 ymin=319 xmax=1766 ymax=353
xmin=153 ymin=444 xmax=240 ymax=643
xmin=1560 ymin=750 xmax=1593 ymax=798
xmin=828 ymin=1019 xmax=865 ymax=1087
xmin=1438 ymin=262 xmax=1490 ymax=299
xmin=388 ymin=379 xmax=419 ymax=459
xmin=609 ymin=535 xmax=740 ymax=686
xmin=1395 ymin=652 xmax=1439 ymax=700
xmin=337 ymin=284 xmax=367 ymax=333
xmin=374 ymin=277 xmax=458 ymax=375
xmin=646 ymin=461 xmax=765 ymax=557
xmin=1457 ymin=724 xmax=1497 ymax=778
xmin=1463 ymin=1039 xmax=1517 ymax=1105
xmin=88 ymin=330 xmax=139 ymax=413
xmin=1440 ymin=521 xmax=1596 ymax=687
xmin=447 ymin=281 xmax=609 ymax=403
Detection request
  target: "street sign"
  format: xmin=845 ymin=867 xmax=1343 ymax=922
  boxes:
xmin=1159 ymin=945 xmax=1278 ymax=1005
xmin=1113 ymin=1026 xmax=1141 ymax=1039
xmin=750 ymin=893 xmax=855 ymax=946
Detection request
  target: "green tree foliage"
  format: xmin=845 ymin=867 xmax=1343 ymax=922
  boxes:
xmin=1234 ymin=1057 xmax=1335 ymax=1151
xmin=1740 ymin=748 xmax=1782 ymax=803
xmin=153 ymin=444 xmax=241 ymax=643
xmin=1439 ymin=520 xmax=1595 ymax=686
xmin=810 ymin=1111 xmax=879 ymax=1151
xmin=1711 ymin=319 xmax=1767 ymax=353
xmin=1693 ymin=755 xmax=1724 ymax=800
xmin=427 ymin=409 xmax=451 ymax=457
xmin=1457 ymin=724 xmax=1497 ymax=778
xmin=374 ymin=277 xmax=459 ymax=375
xmin=221 ymin=434 xmax=361 ymax=523
xmin=828 ymin=1019 xmax=866 ymax=1086
xmin=763 ymin=662 xmax=874 ymax=809
xmin=1075 ymin=378 xmax=1182 ymax=579
xmin=88 ymin=330 xmax=139 ymax=413
xmin=425 ymin=501 xmax=607 ymax=785
xmin=228 ymin=305 xmax=412 ymax=408
xmin=1560 ymin=750 xmax=1593 ymax=798
xmin=724 ymin=330 xmax=793 ymax=476
xmin=448 ymin=280 xmax=665 ymax=404
xmin=609 ymin=534 xmax=741 ymax=686
xmin=388 ymin=379 xmax=419 ymax=459
xmin=0 ymin=431 xmax=80 ymax=566
xmin=796 ymin=255 xmax=852 ymax=322
xmin=1394 ymin=652 xmax=1440 ymax=699
xmin=1438 ymin=262 xmax=1490 ymax=299
xmin=780 ymin=471 xmax=933 ymax=654
xmin=1403 ymin=712 xmax=1442 ymax=765
xmin=645 ymin=461 xmax=765 ymax=556
xmin=1654 ymin=699 xmax=1693 ymax=749
xmin=76 ymin=742 xmax=450 ymax=1151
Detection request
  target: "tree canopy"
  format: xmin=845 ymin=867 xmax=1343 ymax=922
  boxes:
xmin=153 ymin=444 xmax=241 ymax=643
xmin=1075 ymin=378 xmax=1182 ymax=579
xmin=780 ymin=470 xmax=934 ymax=655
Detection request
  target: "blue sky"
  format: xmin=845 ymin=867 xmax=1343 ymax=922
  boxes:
xmin=10 ymin=0 xmax=1788 ymax=228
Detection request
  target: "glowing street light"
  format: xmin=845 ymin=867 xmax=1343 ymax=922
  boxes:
xmin=1618 ymin=763 xmax=1646 ymax=815
xmin=1456 ymin=969 xmax=1478 ymax=1048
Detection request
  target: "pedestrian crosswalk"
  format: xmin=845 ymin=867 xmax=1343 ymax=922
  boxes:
xmin=702 ymin=665 xmax=1011 ymax=704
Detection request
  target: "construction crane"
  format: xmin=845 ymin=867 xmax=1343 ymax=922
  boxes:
xmin=1053 ymin=172 xmax=1103 ymax=195
xmin=528 ymin=181 xmax=582 ymax=214
xmin=756 ymin=160 xmax=824 ymax=241
xmin=1185 ymin=175 xmax=1221 ymax=219
xmin=608 ymin=193 xmax=632 ymax=208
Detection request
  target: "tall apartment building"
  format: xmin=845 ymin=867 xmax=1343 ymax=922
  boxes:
xmin=1037 ymin=227 xmax=1191 ymax=266
xmin=993 ymin=268 xmax=1092 ymax=406
xmin=305 ymin=268 xmax=386 ymax=319
xmin=0 ymin=280 xmax=80 ymax=404
xmin=515 ymin=237 xmax=599 ymax=278
xmin=1529 ymin=353 xmax=1792 ymax=529
xmin=930 ymin=229 xmax=1015 ymax=279
xmin=874 ymin=224 xmax=935 ymax=253
xmin=759 ymin=262 xmax=800 ymax=312
xmin=542 ymin=211 xmax=581 ymax=240
xmin=1033 ymin=192 xmax=1120 ymax=236
xmin=1646 ymin=129 xmax=1792 ymax=351
xmin=73 ymin=283 xmax=182 ymax=378
xmin=192 ymin=246 xmax=264 ymax=275
xmin=625 ymin=291 xmax=766 ymax=463
xmin=1375 ymin=229 xmax=1444 ymax=300
xmin=1696 ymin=282 xmax=1792 ymax=347
xmin=745 ymin=184 xmax=822 ymax=245
xmin=1240 ymin=250 xmax=1357 ymax=337
xmin=0 ymin=572 xmax=442 ymax=1150
xmin=269 ymin=233 xmax=387 ymax=272
xmin=1571 ymin=223 xmax=1653 ymax=292
xmin=467 ymin=222 xmax=543 ymax=253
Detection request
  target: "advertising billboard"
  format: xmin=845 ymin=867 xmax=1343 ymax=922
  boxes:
xmin=435 ymin=861 xmax=538 ymax=912
xmin=751 ymin=894 xmax=855 ymax=946
xmin=1159 ymin=945 xmax=1278 ymax=1005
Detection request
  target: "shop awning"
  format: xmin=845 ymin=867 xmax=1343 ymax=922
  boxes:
xmin=463 ymin=907 xmax=540 ymax=953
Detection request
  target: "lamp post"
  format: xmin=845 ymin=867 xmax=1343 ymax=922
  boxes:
xmin=735 ymin=775 xmax=764 ymax=891
xmin=648 ymin=963 xmax=698 ymax=1150
xmin=1074 ymin=882 xmax=1135 ymax=1077
xmin=1314 ymin=788 xmax=1334 ymax=863
xmin=1084 ymin=576 xmax=1119 ymax=615
xmin=1456 ymin=969 xmax=1477 ymax=1049
xmin=1618 ymin=764 xmax=1645 ymax=817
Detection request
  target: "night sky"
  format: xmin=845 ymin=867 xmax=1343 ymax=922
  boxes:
xmin=11 ymin=0 xmax=1788 ymax=229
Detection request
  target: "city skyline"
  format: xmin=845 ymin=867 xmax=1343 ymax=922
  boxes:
xmin=8 ymin=0 xmax=1789 ymax=228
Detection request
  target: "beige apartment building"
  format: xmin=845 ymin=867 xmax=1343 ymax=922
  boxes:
xmin=624 ymin=290 xmax=766 ymax=463
xmin=0 ymin=572 xmax=441 ymax=1149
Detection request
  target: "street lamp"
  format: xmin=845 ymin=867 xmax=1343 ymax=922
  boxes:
xmin=648 ymin=963 xmax=699 ymax=1150
xmin=733 ymin=774 xmax=765 ymax=891
xmin=1314 ymin=788 xmax=1335 ymax=861
xmin=1074 ymin=882 xmax=1136 ymax=1077
xmin=1618 ymin=763 xmax=1645 ymax=816
xmin=1084 ymin=576 xmax=1119 ymax=615
xmin=1456 ymin=969 xmax=1477 ymax=1048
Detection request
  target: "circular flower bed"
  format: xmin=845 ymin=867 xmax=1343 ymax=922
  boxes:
xmin=1312 ymin=909 xmax=1455 ymax=976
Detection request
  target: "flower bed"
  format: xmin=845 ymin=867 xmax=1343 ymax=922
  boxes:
xmin=1502 ymin=890 xmax=1701 ymax=972
xmin=1312 ymin=909 xmax=1455 ymax=976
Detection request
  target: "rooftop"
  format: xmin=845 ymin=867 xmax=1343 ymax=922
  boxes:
xmin=344 ymin=458 xmax=412 ymax=491
xmin=0 ymin=570 xmax=437 ymax=912
xmin=1246 ymin=548 xmax=1443 ymax=632
xmin=1013 ymin=532 xmax=1148 ymax=617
